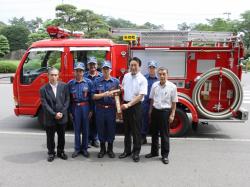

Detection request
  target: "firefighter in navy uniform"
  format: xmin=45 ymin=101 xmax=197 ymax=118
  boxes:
xmin=141 ymin=60 xmax=158 ymax=144
xmin=84 ymin=56 xmax=102 ymax=148
xmin=92 ymin=61 xmax=120 ymax=158
xmin=68 ymin=62 xmax=94 ymax=158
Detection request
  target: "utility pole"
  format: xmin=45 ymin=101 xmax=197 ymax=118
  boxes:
xmin=223 ymin=12 xmax=231 ymax=20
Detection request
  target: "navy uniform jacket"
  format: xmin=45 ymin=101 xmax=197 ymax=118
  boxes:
xmin=93 ymin=76 xmax=120 ymax=106
xmin=143 ymin=74 xmax=158 ymax=104
xmin=84 ymin=71 xmax=102 ymax=82
xmin=68 ymin=78 xmax=94 ymax=111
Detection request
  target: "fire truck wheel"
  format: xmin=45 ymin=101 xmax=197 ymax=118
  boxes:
xmin=192 ymin=122 xmax=198 ymax=131
xmin=170 ymin=108 xmax=190 ymax=137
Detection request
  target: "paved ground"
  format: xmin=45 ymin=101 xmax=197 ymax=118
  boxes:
xmin=0 ymin=73 xmax=250 ymax=187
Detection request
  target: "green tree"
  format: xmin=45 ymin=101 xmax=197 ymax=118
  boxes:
xmin=105 ymin=17 xmax=137 ymax=28
xmin=137 ymin=22 xmax=164 ymax=29
xmin=9 ymin=17 xmax=43 ymax=33
xmin=26 ymin=32 xmax=49 ymax=46
xmin=76 ymin=9 xmax=109 ymax=38
xmin=54 ymin=4 xmax=78 ymax=31
xmin=54 ymin=5 xmax=110 ymax=38
xmin=9 ymin=17 xmax=27 ymax=27
xmin=178 ymin=22 xmax=193 ymax=31
xmin=26 ymin=17 xmax=43 ymax=33
xmin=239 ymin=10 xmax=250 ymax=50
xmin=0 ymin=25 xmax=30 ymax=51
xmin=0 ymin=35 xmax=10 ymax=57
xmin=191 ymin=18 xmax=238 ymax=32
xmin=0 ymin=21 xmax=6 ymax=32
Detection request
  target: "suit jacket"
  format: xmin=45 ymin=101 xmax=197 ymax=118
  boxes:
xmin=40 ymin=81 xmax=70 ymax=126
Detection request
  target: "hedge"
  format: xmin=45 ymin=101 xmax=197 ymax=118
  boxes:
xmin=0 ymin=60 xmax=19 ymax=73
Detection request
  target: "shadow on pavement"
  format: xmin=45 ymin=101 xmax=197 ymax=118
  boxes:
xmin=0 ymin=114 xmax=232 ymax=139
xmin=3 ymin=151 xmax=45 ymax=164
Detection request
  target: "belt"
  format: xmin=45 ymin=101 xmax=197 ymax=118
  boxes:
xmin=124 ymin=101 xmax=142 ymax=104
xmin=73 ymin=102 xmax=89 ymax=106
xmin=96 ymin=104 xmax=115 ymax=109
xmin=153 ymin=107 xmax=171 ymax=112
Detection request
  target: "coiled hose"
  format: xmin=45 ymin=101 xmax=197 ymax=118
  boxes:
xmin=192 ymin=67 xmax=243 ymax=119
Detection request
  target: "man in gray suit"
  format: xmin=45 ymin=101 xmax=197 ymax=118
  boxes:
xmin=40 ymin=67 xmax=70 ymax=162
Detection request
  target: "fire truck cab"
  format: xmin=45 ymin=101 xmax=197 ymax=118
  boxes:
xmin=13 ymin=26 xmax=248 ymax=137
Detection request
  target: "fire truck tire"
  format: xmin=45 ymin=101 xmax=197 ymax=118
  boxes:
xmin=192 ymin=67 xmax=243 ymax=119
xmin=170 ymin=108 xmax=190 ymax=137
xmin=192 ymin=122 xmax=198 ymax=131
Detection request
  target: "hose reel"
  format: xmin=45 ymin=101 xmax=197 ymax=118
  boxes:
xmin=192 ymin=67 xmax=243 ymax=119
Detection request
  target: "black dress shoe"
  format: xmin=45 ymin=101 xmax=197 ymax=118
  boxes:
xmin=98 ymin=142 xmax=106 ymax=158
xmin=72 ymin=151 xmax=80 ymax=158
xmin=145 ymin=153 xmax=159 ymax=158
xmin=47 ymin=154 xmax=55 ymax=162
xmin=82 ymin=150 xmax=90 ymax=158
xmin=57 ymin=152 xmax=68 ymax=160
xmin=98 ymin=151 xmax=105 ymax=158
xmin=107 ymin=150 xmax=115 ymax=158
xmin=132 ymin=154 xmax=140 ymax=162
xmin=107 ymin=143 xmax=115 ymax=158
xmin=162 ymin=157 xmax=169 ymax=164
xmin=119 ymin=152 xmax=131 ymax=159
xmin=91 ymin=140 xmax=99 ymax=148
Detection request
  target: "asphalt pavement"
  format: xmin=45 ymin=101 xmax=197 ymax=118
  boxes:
xmin=0 ymin=73 xmax=250 ymax=187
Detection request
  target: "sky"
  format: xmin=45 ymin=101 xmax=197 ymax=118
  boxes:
xmin=0 ymin=0 xmax=249 ymax=29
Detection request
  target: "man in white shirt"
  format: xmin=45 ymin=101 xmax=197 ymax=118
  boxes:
xmin=145 ymin=67 xmax=178 ymax=164
xmin=119 ymin=57 xmax=148 ymax=162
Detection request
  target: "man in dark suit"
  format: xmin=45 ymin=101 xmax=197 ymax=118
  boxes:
xmin=40 ymin=67 xmax=70 ymax=162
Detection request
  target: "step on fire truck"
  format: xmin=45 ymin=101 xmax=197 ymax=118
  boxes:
xmin=13 ymin=26 xmax=248 ymax=137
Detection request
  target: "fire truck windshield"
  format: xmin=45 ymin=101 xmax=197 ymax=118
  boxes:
xmin=21 ymin=49 xmax=62 ymax=84
xmin=70 ymin=49 xmax=111 ymax=72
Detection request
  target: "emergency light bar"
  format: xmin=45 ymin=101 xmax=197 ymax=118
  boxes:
xmin=47 ymin=26 xmax=84 ymax=39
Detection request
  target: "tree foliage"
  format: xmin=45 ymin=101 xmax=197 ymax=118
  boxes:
xmin=238 ymin=10 xmax=250 ymax=49
xmin=1 ymin=3 xmax=250 ymax=57
xmin=0 ymin=25 xmax=30 ymax=51
xmin=0 ymin=35 xmax=10 ymax=57
xmin=26 ymin=32 xmax=49 ymax=46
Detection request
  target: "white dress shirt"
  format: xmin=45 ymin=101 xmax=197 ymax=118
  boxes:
xmin=149 ymin=80 xmax=178 ymax=109
xmin=122 ymin=72 xmax=148 ymax=102
xmin=49 ymin=83 xmax=58 ymax=97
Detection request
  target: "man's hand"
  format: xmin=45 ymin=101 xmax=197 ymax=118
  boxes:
xmin=55 ymin=112 xmax=63 ymax=120
xmin=103 ymin=91 xmax=113 ymax=97
xmin=119 ymin=84 xmax=123 ymax=91
xmin=121 ymin=103 xmax=129 ymax=110
xmin=169 ymin=114 xmax=175 ymax=124
xmin=88 ymin=111 xmax=93 ymax=120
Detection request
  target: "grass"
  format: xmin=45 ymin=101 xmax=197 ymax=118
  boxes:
xmin=0 ymin=60 xmax=20 ymax=73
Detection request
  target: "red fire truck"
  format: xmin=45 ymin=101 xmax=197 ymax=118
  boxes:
xmin=12 ymin=26 xmax=248 ymax=136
